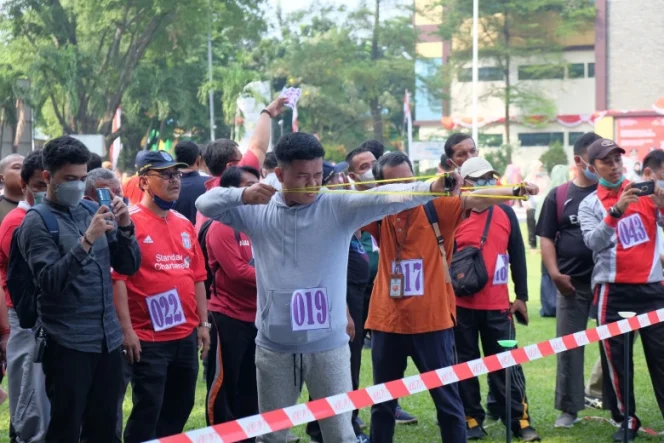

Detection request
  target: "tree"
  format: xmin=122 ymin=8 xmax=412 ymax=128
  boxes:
xmin=539 ymin=140 xmax=568 ymax=174
xmin=433 ymin=0 xmax=595 ymax=148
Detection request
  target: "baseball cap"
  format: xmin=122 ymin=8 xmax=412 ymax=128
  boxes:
xmin=137 ymin=150 xmax=188 ymax=174
xmin=459 ymin=157 xmax=497 ymax=179
xmin=587 ymin=139 xmax=625 ymax=162
xmin=323 ymin=161 xmax=348 ymax=185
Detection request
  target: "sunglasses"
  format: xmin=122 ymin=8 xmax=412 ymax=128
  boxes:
xmin=146 ymin=171 xmax=183 ymax=181
xmin=473 ymin=178 xmax=497 ymax=186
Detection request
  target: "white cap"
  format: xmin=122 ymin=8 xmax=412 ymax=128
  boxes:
xmin=460 ymin=157 xmax=498 ymax=179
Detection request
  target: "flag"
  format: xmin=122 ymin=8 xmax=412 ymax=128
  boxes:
xmin=292 ymin=105 xmax=299 ymax=133
xmin=110 ymin=106 xmax=122 ymax=169
xmin=404 ymin=90 xmax=413 ymax=155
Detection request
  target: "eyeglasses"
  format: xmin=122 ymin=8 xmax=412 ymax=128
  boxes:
xmin=147 ymin=171 xmax=183 ymax=181
xmin=474 ymin=178 xmax=497 ymax=186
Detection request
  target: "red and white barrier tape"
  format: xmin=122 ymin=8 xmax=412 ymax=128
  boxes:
xmin=149 ymin=308 xmax=664 ymax=443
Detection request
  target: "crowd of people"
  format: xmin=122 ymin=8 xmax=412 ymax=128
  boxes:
xmin=0 ymin=95 xmax=663 ymax=443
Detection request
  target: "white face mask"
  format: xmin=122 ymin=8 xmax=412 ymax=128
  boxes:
xmin=356 ymin=169 xmax=376 ymax=188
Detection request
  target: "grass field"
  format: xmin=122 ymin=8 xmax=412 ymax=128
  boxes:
xmin=1 ymin=228 xmax=664 ymax=442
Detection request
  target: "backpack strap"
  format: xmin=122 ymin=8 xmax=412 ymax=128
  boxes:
xmin=30 ymin=204 xmax=60 ymax=244
xmin=423 ymin=201 xmax=451 ymax=283
xmin=555 ymin=181 xmax=572 ymax=224
xmin=479 ymin=206 xmax=494 ymax=247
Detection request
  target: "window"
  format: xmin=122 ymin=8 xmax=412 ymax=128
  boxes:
xmin=518 ymin=132 xmax=564 ymax=147
xmin=588 ymin=62 xmax=595 ymax=78
xmin=518 ymin=64 xmax=565 ymax=80
xmin=415 ymin=58 xmax=443 ymax=121
xmin=458 ymin=67 xmax=504 ymax=82
xmin=567 ymin=63 xmax=585 ymax=79
xmin=569 ymin=132 xmax=584 ymax=146
xmin=478 ymin=133 xmax=504 ymax=147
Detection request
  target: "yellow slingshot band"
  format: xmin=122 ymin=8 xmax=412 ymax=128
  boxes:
xmin=282 ymin=188 xmax=528 ymax=200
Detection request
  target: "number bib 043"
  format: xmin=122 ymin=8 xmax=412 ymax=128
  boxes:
xmin=291 ymin=288 xmax=330 ymax=332
xmin=493 ymin=254 xmax=509 ymax=285
xmin=146 ymin=289 xmax=186 ymax=332
xmin=391 ymin=259 xmax=424 ymax=296
xmin=617 ymin=214 xmax=649 ymax=250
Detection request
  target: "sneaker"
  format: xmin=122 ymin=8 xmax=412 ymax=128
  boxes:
xmin=514 ymin=426 xmax=541 ymax=442
xmin=612 ymin=427 xmax=638 ymax=442
xmin=356 ymin=432 xmax=370 ymax=443
xmin=355 ymin=416 xmax=367 ymax=430
xmin=585 ymin=394 xmax=603 ymax=410
xmin=394 ymin=406 xmax=418 ymax=425
xmin=555 ymin=412 xmax=580 ymax=428
xmin=287 ymin=432 xmax=301 ymax=443
xmin=467 ymin=424 xmax=487 ymax=440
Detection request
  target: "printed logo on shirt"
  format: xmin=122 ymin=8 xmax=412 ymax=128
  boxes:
xmin=239 ymin=239 xmax=251 ymax=247
xmin=154 ymin=253 xmax=190 ymax=271
xmin=181 ymin=232 xmax=192 ymax=249
xmin=569 ymin=215 xmax=579 ymax=226
xmin=143 ymin=236 xmax=154 ymax=244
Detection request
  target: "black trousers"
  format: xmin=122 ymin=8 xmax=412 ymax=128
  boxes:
xmin=596 ymin=283 xmax=664 ymax=429
xmin=526 ymin=208 xmax=537 ymax=249
xmin=306 ymin=282 xmax=367 ymax=441
xmin=42 ymin=339 xmax=122 ymax=443
xmin=124 ymin=330 xmax=199 ymax=443
xmin=206 ymin=311 xmax=259 ymax=433
xmin=370 ymin=329 xmax=466 ymax=443
xmin=454 ymin=307 xmax=531 ymax=433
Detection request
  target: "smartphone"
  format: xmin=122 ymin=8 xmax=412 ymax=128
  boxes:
xmin=633 ymin=181 xmax=655 ymax=197
xmin=514 ymin=310 xmax=528 ymax=326
xmin=444 ymin=175 xmax=457 ymax=193
xmin=96 ymin=188 xmax=113 ymax=208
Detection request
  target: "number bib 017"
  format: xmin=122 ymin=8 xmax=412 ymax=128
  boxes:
xmin=617 ymin=214 xmax=649 ymax=250
xmin=391 ymin=259 xmax=424 ymax=296
xmin=291 ymin=288 xmax=330 ymax=332
xmin=146 ymin=289 xmax=186 ymax=332
xmin=493 ymin=254 xmax=509 ymax=285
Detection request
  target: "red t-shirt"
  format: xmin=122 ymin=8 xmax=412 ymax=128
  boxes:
xmin=112 ymin=204 xmax=207 ymax=342
xmin=0 ymin=206 xmax=28 ymax=308
xmin=454 ymin=206 xmax=512 ymax=310
xmin=206 ymin=222 xmax=257 ymax=322
xmin=196 ymin=150 xmax=260 ymax=232
xmin=123 ymin=175 xmax=143 ymax=206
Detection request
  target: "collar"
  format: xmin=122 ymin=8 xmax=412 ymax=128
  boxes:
xmin=136 ymin=203 xmax=171 ymax=221
xmin=205 ymin=176 xmax=221 ymax=191
xmin=182 ymin=170 xmax=200 ymax=178
xmin=18 ymin=201 xmax=31 ymax=210
xmin=2 ymin=196 xmax=20 ymax=205
xmin=597 ymin=178 xmax=630 ymax=200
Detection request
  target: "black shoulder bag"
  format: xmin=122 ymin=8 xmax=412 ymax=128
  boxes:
xmin=450 ymin=206 xmax=493 ymax=297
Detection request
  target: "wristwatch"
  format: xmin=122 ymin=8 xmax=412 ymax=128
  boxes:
xmin=199 ymin=321 xmax=212 ymax=329
xmin=609 ymin=205 xmax=623 ymax=219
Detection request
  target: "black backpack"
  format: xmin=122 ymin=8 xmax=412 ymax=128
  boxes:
xmin=7 ymin=201 xmax=96 ymax=329
xmin=450 ymin=206 xmax=493 ymax=297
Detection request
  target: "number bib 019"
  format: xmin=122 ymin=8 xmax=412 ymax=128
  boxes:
xmin=291 ymin=288 xmax=330 ymax=332
xmin=391 ymin=259 xmax=424 ymax=296
xmin=493 ymin=254 xmax=509 ymax=285
xmin=617 ymin=214 xmax=649 ymax=250
xmin=146 ymin=289 xmax=186 ymax=332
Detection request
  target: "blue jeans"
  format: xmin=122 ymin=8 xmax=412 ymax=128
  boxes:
xmin=370 ymin=329 xmax=466 ymax=443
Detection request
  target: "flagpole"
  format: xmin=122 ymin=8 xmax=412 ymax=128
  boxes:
xmin=472 ymin=0 xmax=479 ymax=143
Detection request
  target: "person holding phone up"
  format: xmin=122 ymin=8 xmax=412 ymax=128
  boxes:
xmin=453 ymin=157 xmax=540 ymax=442
xmin=578 ymin=140 xmax=664 ymax=442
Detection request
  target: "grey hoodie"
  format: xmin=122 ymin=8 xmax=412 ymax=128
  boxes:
xmin=196 ymin=182 xmax=435 ymax=353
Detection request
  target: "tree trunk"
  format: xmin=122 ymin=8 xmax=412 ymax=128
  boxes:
xmin=370 ymin=0 xmax=383 ymax=142
xmin=13 ymin=98 xmax=26 ymax=153
xmin=0 ymin=108 xmax=5 ymax=158
xmin=502 ymin=5 xmax=512 ymax=162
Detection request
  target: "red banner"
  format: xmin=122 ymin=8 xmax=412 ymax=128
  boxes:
xmin=615 ymin=116 xmax=664 ymax=162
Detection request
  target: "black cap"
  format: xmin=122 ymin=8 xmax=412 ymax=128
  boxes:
xmin=587 ymin=139 xmax=626 ymax=162
xmin=323 ymin=161 xmax=348 ymax=185
xmin=137 ymin=150 xmax=188 ymax=174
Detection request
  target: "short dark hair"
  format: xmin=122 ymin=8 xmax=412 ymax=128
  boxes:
xmin=175 ymin=140 xmax=200 ymax=166
xmin=643 ymin=149 xmax=664 ymax=172
xmin=203 ymin=139 xmax=239 ymax=177
xmin=359 ymin=140 xmax=385 ymax=160
xmin=444 ymin=133 xmax=472 ymax=159
xmin=42 ymin=136 xmax=91 ymax=173
xmin=274 ymin=133 xmax=325 ymax=165
xmin=21 ymin=149 xmax=44 ymax=183
xmin=220 ymin=166 xmax=260 ymax=188
xmin=573 ymin=132 xmax=602 ymax=156
xmin=345 ymin=147 xmax=372 ymax=172
xmin=439 ymin=153 xmax=452 ymax=171
xmin=87 ymin=152 xmax=102 ymax=171
xmin=373 ymin=151 xmax=413 ymax=181
xmin=264 ymin=152 xmax=278 ymax=170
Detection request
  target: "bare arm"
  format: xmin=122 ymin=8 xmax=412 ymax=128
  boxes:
xmin=246 ymin=97 xmax=288 ymax=167
xmin=195 ymin=281 xmax=210 ymax=361
xmin=113 ymin=280 xmax=141 ymax=363
xmin=464 ymin=183 xmax=538 ymax=212
xmin=540 ymin=237 xmax=559 ymax=277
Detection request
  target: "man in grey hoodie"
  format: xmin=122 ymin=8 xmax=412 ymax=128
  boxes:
xmin=196 ymin=132 xmax=462 ymax=442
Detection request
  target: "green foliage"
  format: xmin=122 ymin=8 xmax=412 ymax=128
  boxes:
xmin=484 ymin=144 xmax=514 ymax=177
xmin=539 ymin=141 xmax=568 ymax=175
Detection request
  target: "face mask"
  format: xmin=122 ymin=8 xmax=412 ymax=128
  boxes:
xmin=33 ymin=191 xmax=46 ymax=205
xmin=599 ymin=176 xmax=626 ymax=189
xmin=580 ymin=159 xmax=599 ymax=182
xmin=356 ymin=170 xmax=376 ymax=188
xmin=152 ymin=193 xmax=177 ymax=211
xmin=54 ymin=180 xmax=85 ymax=208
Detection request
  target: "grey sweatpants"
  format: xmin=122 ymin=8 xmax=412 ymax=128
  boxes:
xmin=7 ymin=309 xmax=50 ymax=442
xmin=554 ymin=281 xmax=594 ymax=414
xmin=256 ymin=345 xmax=356 ymax=443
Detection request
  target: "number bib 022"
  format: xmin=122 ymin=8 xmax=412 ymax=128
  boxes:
xmin=391 ymin=259 xmax=424 ymax=296
xmin=146 ymin=289 xmax=186 ymax=332
xmin=291 ymin=288 xmax=330 ymax=332
xmin=493 ymin=254 xmax=509 ymax=285
xmin=617 ymin=214 xmax=649 ymax=250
